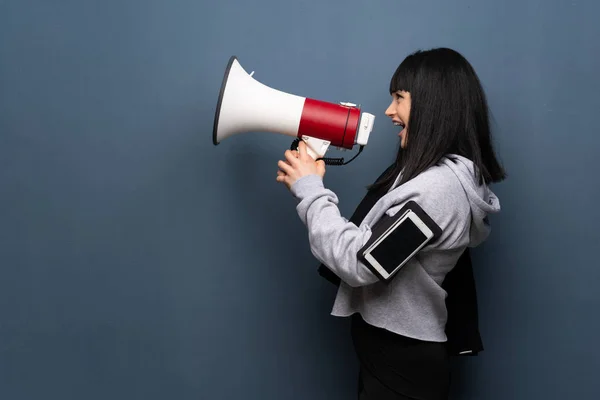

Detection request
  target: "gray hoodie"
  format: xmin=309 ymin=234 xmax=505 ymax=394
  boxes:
xmin=290 ymin=154 xmax=500 ymax=342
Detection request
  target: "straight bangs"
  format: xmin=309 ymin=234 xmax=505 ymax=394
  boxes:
xmin=389 ymin=54 xmax=419 ymax=94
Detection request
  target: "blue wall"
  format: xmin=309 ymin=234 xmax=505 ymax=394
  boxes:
xmin=1 ymin=0 xmax=598 ymax=399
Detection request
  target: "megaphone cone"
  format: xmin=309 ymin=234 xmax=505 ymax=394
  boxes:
xmin=212 ymin=56 xmax=374 ymax=163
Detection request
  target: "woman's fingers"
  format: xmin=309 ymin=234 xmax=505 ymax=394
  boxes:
xmin=277 ymin=160 xmax=294 ymax=175
xmin=284 ymin=149 xmax=300 ymax=165
xmin=297 ymin=141 xmax=311 ymax=160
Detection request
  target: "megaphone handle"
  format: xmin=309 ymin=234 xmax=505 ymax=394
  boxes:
xmin=290 ymin=138 xmax=364 ymax=166
xmin=305 ymin=145 xmax=320 ymax=160
xmin=300 ymin=136 xmax=330 ymax=159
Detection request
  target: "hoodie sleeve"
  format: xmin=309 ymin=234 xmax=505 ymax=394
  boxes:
xmin=289 ymin=169 xmax=473 ymax=287
xmin=290 ymin=174 xmax=380 ymax=287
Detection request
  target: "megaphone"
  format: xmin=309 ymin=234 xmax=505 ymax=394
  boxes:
xmin=212 ymin=56 xmax=375 ymax=165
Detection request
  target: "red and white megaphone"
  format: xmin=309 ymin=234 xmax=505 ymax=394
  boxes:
xmin=212 ymin=56 xmax=375 ymax=165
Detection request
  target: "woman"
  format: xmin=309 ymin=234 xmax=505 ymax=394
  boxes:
xmin=276 ymin=47 xmax=506 ymax=399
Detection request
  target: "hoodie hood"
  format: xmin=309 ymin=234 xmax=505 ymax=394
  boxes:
xmin=440 ymin=154 xmax=501 ymax=247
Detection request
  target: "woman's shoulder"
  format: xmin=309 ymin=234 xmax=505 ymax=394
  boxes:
xmin=401 ymin=156 xmax=470 ymax=199
xmin=384 ymin=156 xmax=473 ymax=224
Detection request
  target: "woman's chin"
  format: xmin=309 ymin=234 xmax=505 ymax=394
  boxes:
xmin=398 ymin=130 xmax=407 ymax=148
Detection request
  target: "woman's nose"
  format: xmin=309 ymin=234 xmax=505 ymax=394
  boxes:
xmin=385 ymin=104 xmax=394 ymax=117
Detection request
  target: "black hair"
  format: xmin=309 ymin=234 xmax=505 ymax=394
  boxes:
xmin=370 ymin=47 xmax=506 ymax=191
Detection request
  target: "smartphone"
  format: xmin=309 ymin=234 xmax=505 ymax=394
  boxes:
xmin=362 ymin=210 xmax=435 ymax=280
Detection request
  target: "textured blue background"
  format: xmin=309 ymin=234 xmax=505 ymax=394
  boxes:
xmin=1 ymin=0 xmax=599 ymax=399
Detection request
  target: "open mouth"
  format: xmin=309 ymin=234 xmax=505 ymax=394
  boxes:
xmin=393 ymin=121 xmax=405 ymax=136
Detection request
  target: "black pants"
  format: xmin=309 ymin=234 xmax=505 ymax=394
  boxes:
xmin=351 ymin=313 xmax=450 ymax=400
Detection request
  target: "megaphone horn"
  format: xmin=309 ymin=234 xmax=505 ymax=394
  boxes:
xmin=212 ymin=56 xmax=375 ymax=165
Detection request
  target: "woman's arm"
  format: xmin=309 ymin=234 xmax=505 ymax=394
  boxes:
xmin=290 ymin=174 xmax=381 ymax=287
